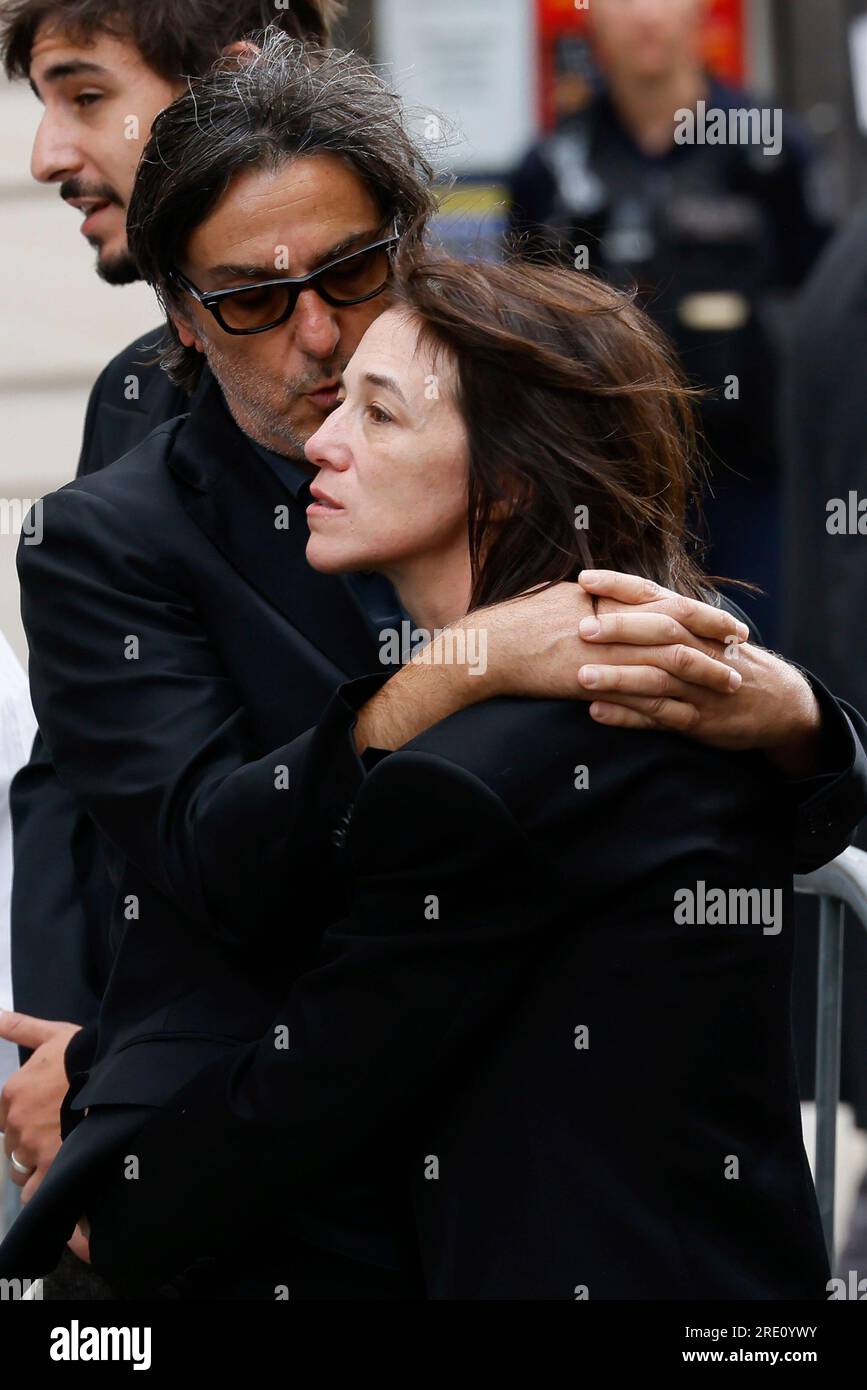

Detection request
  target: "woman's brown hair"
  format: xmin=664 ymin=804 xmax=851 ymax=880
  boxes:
xmin=391 ymin=253 xmax=713 ymax=612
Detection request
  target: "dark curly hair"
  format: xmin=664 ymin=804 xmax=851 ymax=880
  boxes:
xmin=1 ymin=0 xmax=343 ymax=79
xmin=127 ymin=28 xmax=438 ymax=393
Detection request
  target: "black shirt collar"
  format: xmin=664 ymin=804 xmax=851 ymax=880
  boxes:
xmin=249 ymin=439 xmax=316 ymax=501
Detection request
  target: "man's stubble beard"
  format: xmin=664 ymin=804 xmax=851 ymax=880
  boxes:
xmin=205 ymin=334 xmax=346 ymax=462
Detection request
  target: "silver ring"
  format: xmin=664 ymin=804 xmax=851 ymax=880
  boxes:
xmin=10 ymin=1151 xmax=33 ymax=1177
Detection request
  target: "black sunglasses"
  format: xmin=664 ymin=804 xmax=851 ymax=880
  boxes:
xmin=170 ymin=234 xmax=399 ymax=336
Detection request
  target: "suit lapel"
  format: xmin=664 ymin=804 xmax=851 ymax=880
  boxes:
xmin=166 ymin=376 xmax=379 ymax=679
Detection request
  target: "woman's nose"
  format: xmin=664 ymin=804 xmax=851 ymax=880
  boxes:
xmin=305 ymin=408 xmax=351 ymax=470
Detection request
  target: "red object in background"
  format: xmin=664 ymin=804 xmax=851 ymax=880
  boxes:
xmin=704 ymin=0 xmax=745 ymax=84
xmin=536 ymin=0 xmax=745 ymax=130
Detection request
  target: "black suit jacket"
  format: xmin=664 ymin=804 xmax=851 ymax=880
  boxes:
xmin=75 ymin=687 xmax=835 ymax=1299
xmin=10 ymin=329 xmax=191 ymax=1041
xmin=13 ymin=372 xmax=386 ymax=1108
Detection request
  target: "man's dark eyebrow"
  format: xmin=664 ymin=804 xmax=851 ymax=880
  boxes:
xmin=310 ymin=228 xmax=384 ymax=269
xmin=30 ymin=60 xmax=108 ymax=99
xmin=207 ymin=230 xmax=385 ymax=285
xmin=364 ymin=372 xmax=407 ymax=406
xmin=207 ymin=263 xmax=281 ymax=283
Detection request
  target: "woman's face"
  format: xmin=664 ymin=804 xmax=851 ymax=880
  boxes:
xmin=304 ymin=308 xmax=470 ymax=578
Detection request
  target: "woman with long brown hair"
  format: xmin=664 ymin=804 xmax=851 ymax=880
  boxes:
xmin=293 ymin=253 xmax=828 ymax=1298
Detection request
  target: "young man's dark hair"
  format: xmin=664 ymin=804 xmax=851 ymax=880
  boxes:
xmin=1 ymin=0 xmax=344 ymax=79
xmin=128 ymin=28 xmax=438 ymax=394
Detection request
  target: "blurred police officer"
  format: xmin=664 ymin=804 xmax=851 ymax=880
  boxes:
xmin=509 ymin=0 xmax=832 ymax=644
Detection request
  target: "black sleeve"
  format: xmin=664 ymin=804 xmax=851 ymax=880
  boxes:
xmin=783 ymin=671 xmax=867 ymax=873
xmin=8 ymin=359 xmax=113 ymax=1059
xmin=10 ymin=353 xmax=185 ymax=1061
xmin=719 ymin=598 xmax=866 ymax=871
xmin=86 ymin=750 xmax=542 ymax=1283
xmin=9 ymin=734 xmax=108 ymax=1064
xmin=16 ymin=488 xmax=379 ymax=949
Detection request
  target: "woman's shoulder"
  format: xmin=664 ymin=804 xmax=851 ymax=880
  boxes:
xmin=389 ymin=697 xmax=667 ymax=823
xmin=381 ymin=694 xmax=771 ymax=836
xmin=403 ymin=695 xmax=599 ymax=790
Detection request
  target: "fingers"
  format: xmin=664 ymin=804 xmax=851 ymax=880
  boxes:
xmin=20 ymin=1168 xmax=43 ymax=1204
xmin=580 ymin=570 xmax=663 ymax=604
xmin=579 ymin=613 xmax=739 ymax=677
xmin=1 ymin=1098 xmax=19 ymax=1152
xmin=580 ymin=666 xmax=695 ymax=703
xmin=0 ymin=1010 xmax=61 ymax=1052
xmin=581 ymin=611 xmax=685 ymax=647
xmin=588 ymin=695 xmax=701 ymax=732
xmin=579 ymin=651 xmax=739 ymax=699
xmin=579 ymin=570 xmax=749 ymax=644
xmin=646 ymin=594 xmax=748 ymax=646
xmin=8 ymin=1145 xmax=36 ymax=1186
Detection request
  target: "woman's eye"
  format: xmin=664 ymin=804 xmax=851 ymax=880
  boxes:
xmin=74 ymin=92 xmax=103 ymax=109
xmin=367 ymin=404 xmax=392 ymax=425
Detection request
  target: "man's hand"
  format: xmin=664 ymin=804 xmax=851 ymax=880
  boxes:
xmin=0 ymin=1012 xmax=80 ymax=1205
xmin=355 ymin=571 xmax=746 ymax=753
xmin=575 ymin=571 xmax=823 ymax=774
xmin=470 ymin=573 xmax=745 ymax=715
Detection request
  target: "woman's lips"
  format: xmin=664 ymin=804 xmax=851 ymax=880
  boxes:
xmin=307 ymin=503 xmax=344 ymax=519
xmin=307 ymin=487 xmax=344 ymax=518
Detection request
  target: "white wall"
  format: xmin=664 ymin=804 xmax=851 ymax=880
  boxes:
xmin=0 ymin=78 xmax=162 ymax=665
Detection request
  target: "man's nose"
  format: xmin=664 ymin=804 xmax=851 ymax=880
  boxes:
xmin=292 ymin=287 xmax=341 ymax=360
xmin=30 ymin=112 xmax=84 ymax=184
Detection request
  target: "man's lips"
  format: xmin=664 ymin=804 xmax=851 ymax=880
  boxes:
xmin=305 ymin=382 xmax=341 ymax=409
xmin=65 ymin=196 xmax=115 ymax=236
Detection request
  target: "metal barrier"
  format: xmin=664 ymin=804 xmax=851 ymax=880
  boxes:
xmin=795 ymin=845 xmax=867 ymax=1265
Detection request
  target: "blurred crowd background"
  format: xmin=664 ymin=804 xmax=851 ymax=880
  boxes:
xmin=1 ymin=0 xmax=867 ymax=1259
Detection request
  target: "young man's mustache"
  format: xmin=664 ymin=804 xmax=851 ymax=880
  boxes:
xmin=59 ymin=178 xmax=124 ymax=211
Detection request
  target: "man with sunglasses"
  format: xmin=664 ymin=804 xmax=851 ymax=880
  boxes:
xmin=0 ymin=0 xmax=342 ymax=1293
xmin=2 ymin=31 xmax=867 ymax=1296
